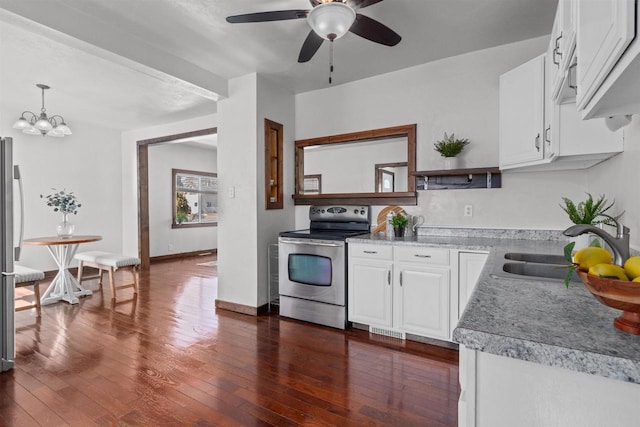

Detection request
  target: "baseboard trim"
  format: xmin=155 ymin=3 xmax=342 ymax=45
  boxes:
xmin=151 ymin=249 xmax=217 ymax=264
xmin=215 ymin=299 xmax=269 ymax=316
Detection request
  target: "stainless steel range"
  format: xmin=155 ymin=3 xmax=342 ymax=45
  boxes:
xmin=278 ymin=205 xmax=371 ymax=329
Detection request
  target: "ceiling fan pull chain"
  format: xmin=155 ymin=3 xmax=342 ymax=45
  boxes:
xmin=329 ymin=39 xmax=334 ymax=84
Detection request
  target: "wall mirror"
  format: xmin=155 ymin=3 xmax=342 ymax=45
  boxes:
xmin=294 ymin=124 xmax=417 ymax=205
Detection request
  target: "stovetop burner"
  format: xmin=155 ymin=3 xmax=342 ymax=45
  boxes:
xmin=279 ymin=228 xmax=369 ymax=241
xmin=279 ymin=205 xmax=371 ymax=241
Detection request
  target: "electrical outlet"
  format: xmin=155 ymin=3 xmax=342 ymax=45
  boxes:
xmin=464 ymin=205 xmax=473 ymax=217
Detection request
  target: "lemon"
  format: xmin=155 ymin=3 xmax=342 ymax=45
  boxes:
xmin=623 ymin=256 xmax=640 ymax=280
xmin=588 ymin=263 xmax=629 ymax=281
xmin=573 ymin=247 xmax=613 ymax=272
xmin=633 ymin=277 xmax=640 ymax=283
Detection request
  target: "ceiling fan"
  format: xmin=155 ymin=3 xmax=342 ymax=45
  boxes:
xmin=226 ymin=0 xmax=401 ymax=63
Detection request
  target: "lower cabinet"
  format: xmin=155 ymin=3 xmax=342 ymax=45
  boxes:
xmin=395 ymin=262 xmax=450 ymax=340
xmin=348 ymin=243 xmax=451 ymax=341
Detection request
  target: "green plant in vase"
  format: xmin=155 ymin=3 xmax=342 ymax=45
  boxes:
xmin=560 ymin=193 xmax=623 ymax=250
xmin=434 ymin=132 xmax=470 ymax=169
xmin=391 ymin=213 xmax=408 ymax=238
xmin=560 ymin=193 xmax=620 ymax=226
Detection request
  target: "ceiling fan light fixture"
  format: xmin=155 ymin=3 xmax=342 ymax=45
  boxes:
xmin=308 ymin=2 xmax=356 ymax=40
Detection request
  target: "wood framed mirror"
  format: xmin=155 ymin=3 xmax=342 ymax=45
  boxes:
xmin=294 ymin=124 xmax=417 ymax=205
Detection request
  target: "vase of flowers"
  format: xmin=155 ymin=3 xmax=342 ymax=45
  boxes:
xmin=41 ymin=189 xmax=81 ymax=239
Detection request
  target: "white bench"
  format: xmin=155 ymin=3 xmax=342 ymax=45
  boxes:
xmin=74 ymin=251 xmax=140 ymax=300
xmin=14 ymin=265 xmax=45 ymax=316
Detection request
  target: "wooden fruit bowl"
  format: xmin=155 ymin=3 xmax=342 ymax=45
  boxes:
xmin=577 ymin=270 xmax=640 ymax=335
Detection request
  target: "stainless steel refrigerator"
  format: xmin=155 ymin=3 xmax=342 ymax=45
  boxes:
xmin=1 ymin=137 xmax=23 ymax=372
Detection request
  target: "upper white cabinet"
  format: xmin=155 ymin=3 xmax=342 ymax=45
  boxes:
xmin=500 ymin=54 xmax=623 ymax=172
xmin=499 ymin=55 xmax=546 ymax=169
xmin=576 ymin=0 xmax=637 ymax=118
xmin=550 ymin=0 xmax=577 ymax=103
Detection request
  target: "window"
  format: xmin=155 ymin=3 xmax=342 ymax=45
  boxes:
xmin=303 ymin=174 xmax=322 ymax=194
xmin=172 ymin=169 xmax=217 ymax=228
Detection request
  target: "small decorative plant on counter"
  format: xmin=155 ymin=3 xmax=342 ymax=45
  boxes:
xmin=41 ymin=188 xmax=81 ymax=238
xmin=434 ymin=132 xmax=470 ymax=169
xmin=391 ymin=213 xmax=408 ymax=238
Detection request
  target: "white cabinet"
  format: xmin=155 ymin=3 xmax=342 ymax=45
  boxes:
xmin=576 ymin=0 xmax=635 ymax=116
xmin=348 ymin=244 xmax=393 ymax=327
xmin=459 ymin=347 xmax=640 ymax=427
xmin=500 ymin=54 xmax=623 ymax=172
xmin=550 ymin=0 xmax=577 ymax=103
xmin=458 ymin=252 xmax=489 ymax=316
xmin=348 ymin=243 xmax=452 ymax=341
xmin=395 ymin=246 xmax=450 ymax=340
xmin=499 ymin=55 xmax=545 ymax=169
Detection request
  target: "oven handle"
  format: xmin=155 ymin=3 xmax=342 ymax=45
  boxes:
xmin=281 ymin=240 xmax=343 ymax=248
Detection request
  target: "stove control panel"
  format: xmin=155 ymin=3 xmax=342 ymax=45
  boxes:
xmin=309 ymin=205 xmax=370 ymax=222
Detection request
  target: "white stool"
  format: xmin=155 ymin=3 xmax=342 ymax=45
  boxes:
xmin=74 ymin=251 xmax=140 ymax=300
xmin=14 ymin=265 xmax=45 ymax=316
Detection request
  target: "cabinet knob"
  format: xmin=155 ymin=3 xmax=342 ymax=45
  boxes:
xmin=387 ymin=270 xmax=391 ymax=285
xmin=535 ymin=133 xmax=541 ymax=152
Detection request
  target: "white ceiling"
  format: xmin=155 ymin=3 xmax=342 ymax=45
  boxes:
xmin=0 ymin=0 xmax=557 ymax=131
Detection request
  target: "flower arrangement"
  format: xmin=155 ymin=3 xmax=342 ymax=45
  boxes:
xmin=434 ymin=132 xmax=470 ymax=158
xmin=41 ymin=188 xmax=81 ymax=214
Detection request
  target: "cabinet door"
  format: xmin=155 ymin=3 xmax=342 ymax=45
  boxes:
xmin=499 ymin=55 xmax=545 ymax=169
xmin=458 ymin=252 xmax=489 ymax=316
xmin=576 ymin=0 xmax=635 ymax=111
xmin=395 ymin=264 xmax=450 ymax=340
xmin=348 ymin=260 xmax=393 ymax=327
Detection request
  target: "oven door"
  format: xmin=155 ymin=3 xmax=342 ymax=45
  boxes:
xmin=278 ymin=237 xmax=345 ymax=306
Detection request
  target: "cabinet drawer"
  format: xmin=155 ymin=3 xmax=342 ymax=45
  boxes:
xmin=394 ymin=246 xmax=449 ymax=265
xmin=349 ymin=244 xmax=393 ymax=260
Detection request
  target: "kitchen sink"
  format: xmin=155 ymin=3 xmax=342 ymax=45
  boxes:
xmin=503 ymin=252 xmax=567 ymax=265
xmin=491 ymin=251 xmax=579 ymax=282
xmin=501 ymin=262 xmax=577 ymax=281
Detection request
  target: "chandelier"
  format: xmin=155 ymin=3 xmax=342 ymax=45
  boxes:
xmin=12 ymin=84 xmax=72 ymax=138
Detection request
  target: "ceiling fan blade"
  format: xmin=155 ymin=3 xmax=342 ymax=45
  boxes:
xmin=226 ymin=10 xmax=308 ymax=23
xmin=349 ymin=13 xmax=401 ymax=46
xmin=298 ymin=30 xmax=324 ymax=63
xmin=348 ymin=0 xmax=384 ymax=9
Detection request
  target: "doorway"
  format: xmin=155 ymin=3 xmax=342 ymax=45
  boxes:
xmin=137 ymin=127 xmax=217 ymax=269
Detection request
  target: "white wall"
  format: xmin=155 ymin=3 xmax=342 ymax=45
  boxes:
xmin=148 ymin=142 xmax=217 ymax=257
xmin=121 ymin=114 xmax=217 ymax=257
xmin=8 ymin=121 xmax=123 ymax=271
xmin=256 ymin=74 xmax=295 ymax=306
xmin=588 ymin=116 xmax=640 ymax=250
xmin=217 ymin=74 xmax=259 ymax=307
xmin=295 ymin=36 xmax=588 ymax=230
xmin=217 ymin=73 xmax=296 ymax=309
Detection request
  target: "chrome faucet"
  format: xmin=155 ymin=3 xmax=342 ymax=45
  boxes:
xmin=563 ymin=215 xmax=630 ymax=265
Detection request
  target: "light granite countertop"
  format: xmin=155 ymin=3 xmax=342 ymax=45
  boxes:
xmin=347 ymin=228 xmax=640 ymax=384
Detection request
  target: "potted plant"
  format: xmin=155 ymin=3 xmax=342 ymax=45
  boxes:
xmin=391 ymin=213 xmax=408 ymax=238
xmin=434 ymin=132 xmax=470 ymax=170
xmin=560 ymin=193 xmax=622 ymax=248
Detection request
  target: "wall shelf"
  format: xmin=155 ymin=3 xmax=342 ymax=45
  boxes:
xmin=412 ymin=167 xmax=501 ymax=190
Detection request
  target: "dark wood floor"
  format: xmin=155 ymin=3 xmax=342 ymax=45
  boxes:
xmin=3 ymin=255 xmax=459 ymax=426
